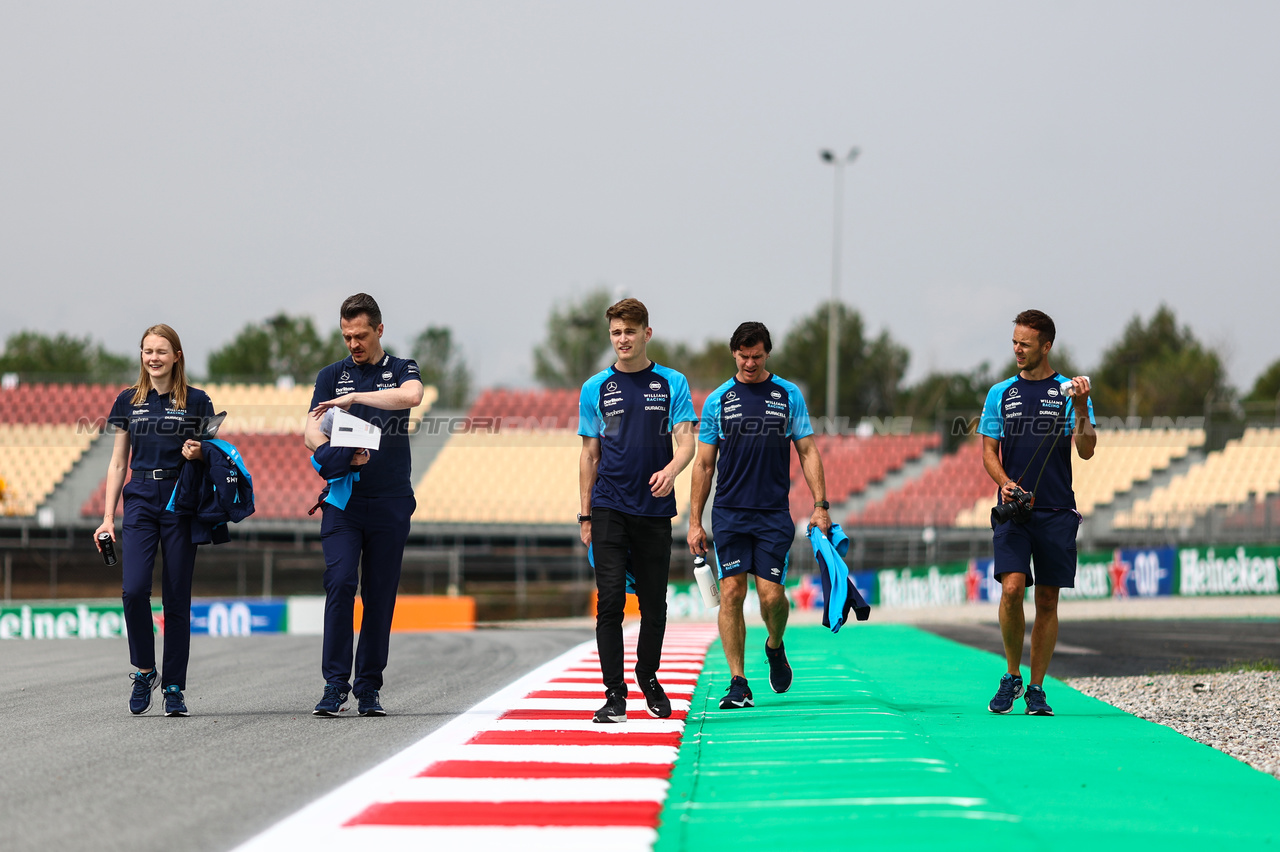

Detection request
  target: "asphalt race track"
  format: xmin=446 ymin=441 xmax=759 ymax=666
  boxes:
xmin=923 ymin=618 xmax=1280 ymax=677
xmin=5 ymin=618 xmax=1278 ymax=850
xmin=1 ymin=628 xmax=592 ymax=852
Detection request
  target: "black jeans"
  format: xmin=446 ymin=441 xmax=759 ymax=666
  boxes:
xmin=591 ymin=506 xmax=672 ymax=693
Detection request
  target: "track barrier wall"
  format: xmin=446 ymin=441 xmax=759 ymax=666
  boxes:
xmin=0 ymin=594 xmax=476 ymax=639
xmin=782 ymin=542 xmax=1280 ymax=611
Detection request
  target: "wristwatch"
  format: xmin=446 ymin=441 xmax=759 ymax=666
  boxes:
xmin=814 ymin=501 xmax=830 ymax=510
xmin=577 ymin=513 xmax=591 ymax=523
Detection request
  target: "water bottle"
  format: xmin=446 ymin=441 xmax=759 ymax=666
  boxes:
xmin=97 ymin=532 xmax=118 ymax=567
xmin=693 ymin=555 xmax=720 ymax=609
xmin=1059 ymin=376 xmax=1090 ymax=397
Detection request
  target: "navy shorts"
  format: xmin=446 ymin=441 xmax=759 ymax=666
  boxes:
xmin=711 ymin=506 xmax=794 ymax=586
xmin=992 ymin=509 xmax=1080 ymax=588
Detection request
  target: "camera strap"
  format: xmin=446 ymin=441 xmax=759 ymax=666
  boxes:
xmin=1012 ymin=392 xmax=1069 ymax=501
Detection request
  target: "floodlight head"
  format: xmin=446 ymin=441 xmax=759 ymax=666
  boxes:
xmin=820 ymin=150 xmax=835 ymax=163
xmin=847 ymin=147 xmax=861 ymax=162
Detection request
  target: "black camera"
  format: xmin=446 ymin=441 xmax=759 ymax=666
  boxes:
xmin=991 ymin=485 xmax=1034 ymax=526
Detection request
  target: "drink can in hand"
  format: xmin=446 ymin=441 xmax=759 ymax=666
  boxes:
xmin=97 ymin=532 xmax=117 ymax=567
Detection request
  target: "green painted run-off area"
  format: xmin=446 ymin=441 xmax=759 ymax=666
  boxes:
xmin=656 ymin=624 xmax=1278 ymax=850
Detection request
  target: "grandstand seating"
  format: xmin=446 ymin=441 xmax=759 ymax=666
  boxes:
xmin=848 ymin=440 xmax=992 ymax=527
xmin=203 ymin=383 xmax=439 ymax=435
xmin=1115 ymin=427 xmax=1280 ymax=529
xmin=0 ymin=424 xmax=98 ymax=516
xmin=412 ymin=430 xmax=583 ymax=524
xmin=787 ymin=433 xmax=939 ymax=522
xmin=950 ymin=428 xmax=1206 ymax=526
xmin=0 ymin=382 xmax=120 ymax=426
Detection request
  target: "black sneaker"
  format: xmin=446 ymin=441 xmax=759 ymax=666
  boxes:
xmin=163 ymin=685 xmax=189 ymax=717
xmin=765 ymin=640 xmax=793 ymax=694
xmin=129 ymin=669 xmax=159 ymax=715
xmin=719 ymin=675 xmax=754 ymax=709
xmin=312 ymin=683 xmax=349 ymax=717
xmin=592 ymin=688 xmax=628 ymax=724
xmin=987 ymin=673 xmax=1024 ymax=714
xmin=1024 ymin=685 xmax=1054 ymax=716
xmin=636 ymin=673 xmax=672 ymax=719
xmin=356 ymin=689 xmax=386 ymax=717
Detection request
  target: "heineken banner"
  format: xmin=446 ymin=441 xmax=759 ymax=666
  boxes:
xmin=778 ymin=544 xmax=1279 ymax=610
xmin=1 ymin=600 xmax=289 ymax=640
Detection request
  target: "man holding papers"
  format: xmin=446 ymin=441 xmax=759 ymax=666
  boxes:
xmin=305 ymin=294 xmax=424 ymax=717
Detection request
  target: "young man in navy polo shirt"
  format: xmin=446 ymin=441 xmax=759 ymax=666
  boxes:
xmin=980 ymin=309 xmax=1095 ymax=716
xmin=688 ymin=321 xmax=831 ymax=710
xmin=578 ymin=298 xmax=697 ymax=723
xmin=305 ymin=293 xmax=424 ymax=717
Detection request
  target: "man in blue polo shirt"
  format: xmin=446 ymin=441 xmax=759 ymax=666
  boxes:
xmin=305 ymin=293 xmax=424 ymax=717
xmin=579 ymin=298 xmax=697 ymax=724
xmin=980 ymin=309 xmax=1095 ymax=717
xmin=688 ymin=321 xmax=831 ymax=710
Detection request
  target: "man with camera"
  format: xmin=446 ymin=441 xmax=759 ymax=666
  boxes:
xmin=979 ymin=309 xmax=1095 ymax=716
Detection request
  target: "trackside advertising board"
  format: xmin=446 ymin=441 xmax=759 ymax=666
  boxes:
xmin=0 ymin=600 xmax=289 ymax=639
xmin=780 ymin=544 xmax=1280 ymax=611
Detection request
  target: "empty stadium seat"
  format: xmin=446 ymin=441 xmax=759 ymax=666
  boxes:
xmin=0 ymin=423 xmax=98 ymax=516
xmin=1116 ymin=427 xmax=1280 ymax=529
xmin=848 ymin=440 xmax=990 ymax=528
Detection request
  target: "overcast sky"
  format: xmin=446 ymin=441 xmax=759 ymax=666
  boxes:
xmin=2 ymin=2 xmax=1277 ymax=395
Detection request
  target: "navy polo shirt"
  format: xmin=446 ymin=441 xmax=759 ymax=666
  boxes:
xmin=311 ymin=353 xmax=421 ymax=498
xmin=699 ymin=373 xmax=813 ymax=512
xmin=978 ymin=373 xmax=1096 ymax=510
xmin=578 ymin=362 xmax=696 ymax=518
xmin=107 ymin=387 xmax=215 ymax=471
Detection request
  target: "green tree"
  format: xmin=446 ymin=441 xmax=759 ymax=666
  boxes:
xmin=1092 ymin=305 xmax=1232 ymax=418
xmin=533 ymin=289 xmax=616 ymax=389
xmin=410 ymin=326 xmax=472 ymax=408
xmin=770 ymin=302 xmax=910 ymax=423
xmin=207 ymin=313 xmax=347 ymax=383
xmin=901 ymin=363 xmax=995 ymax=422
xmin=1244 ymin=359 xmax=1280 ymax=406
xmin=0 ymin=331 xmax=132 ymax=382
xmin=647 ymin=338 xmax=733 ymax=389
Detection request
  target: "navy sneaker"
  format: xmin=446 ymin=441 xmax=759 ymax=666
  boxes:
xmin=636 ymin=673 xmax=672 ymax=719
xmin=355 ymin=689 xmax=386 ymax=717
xmin=163 ymin=685 xmax=189 ymax=717
xmin=719 ymin=675 xmax=754 ymax=709
xmin=1024 ymin=685 xmax=1054 ymax=716
xmin=765 ymin=640 xmax=793 ymax=694
xmin=312 ymin=684 xmax=349 ymax=717
xmin=592 ymin=688 xmax=628 ymax=724
xmin=988 ymin=673 xmax=1024 ymax=714
xmin=129 ymin=669 xmax=159 ymax=715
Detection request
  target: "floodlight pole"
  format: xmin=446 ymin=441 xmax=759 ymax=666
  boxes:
xmin=820 ymin=146 xmax=860 ymax=431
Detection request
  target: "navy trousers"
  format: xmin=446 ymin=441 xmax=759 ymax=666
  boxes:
xmin=319 ymin=495 xmax=415 ymax=694
xmin=121 ymin=478 xmax=197 ymax=690
xmin=590 ymin=507 xmax=671 ymax=693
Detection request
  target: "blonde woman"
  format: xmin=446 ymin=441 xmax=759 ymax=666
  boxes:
xmin=94 ymin=324 xmax=214 ymax=716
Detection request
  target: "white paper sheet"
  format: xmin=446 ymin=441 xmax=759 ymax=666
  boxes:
xmin=328 ymin=407 xmax=381 ymax=450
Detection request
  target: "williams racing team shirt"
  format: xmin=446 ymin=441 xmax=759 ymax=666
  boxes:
xmin=977 ymin=373 xmax=1095 ymax=510
xmin=699 ymin=373 xmax=814 ymax=512
xmin=108 ymin=387 xmax=215 ymax=472
xmin=578 ymin=362 xmax=696 ymax=518
xmin=311 ymin=353 xmax=421 ymax=498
